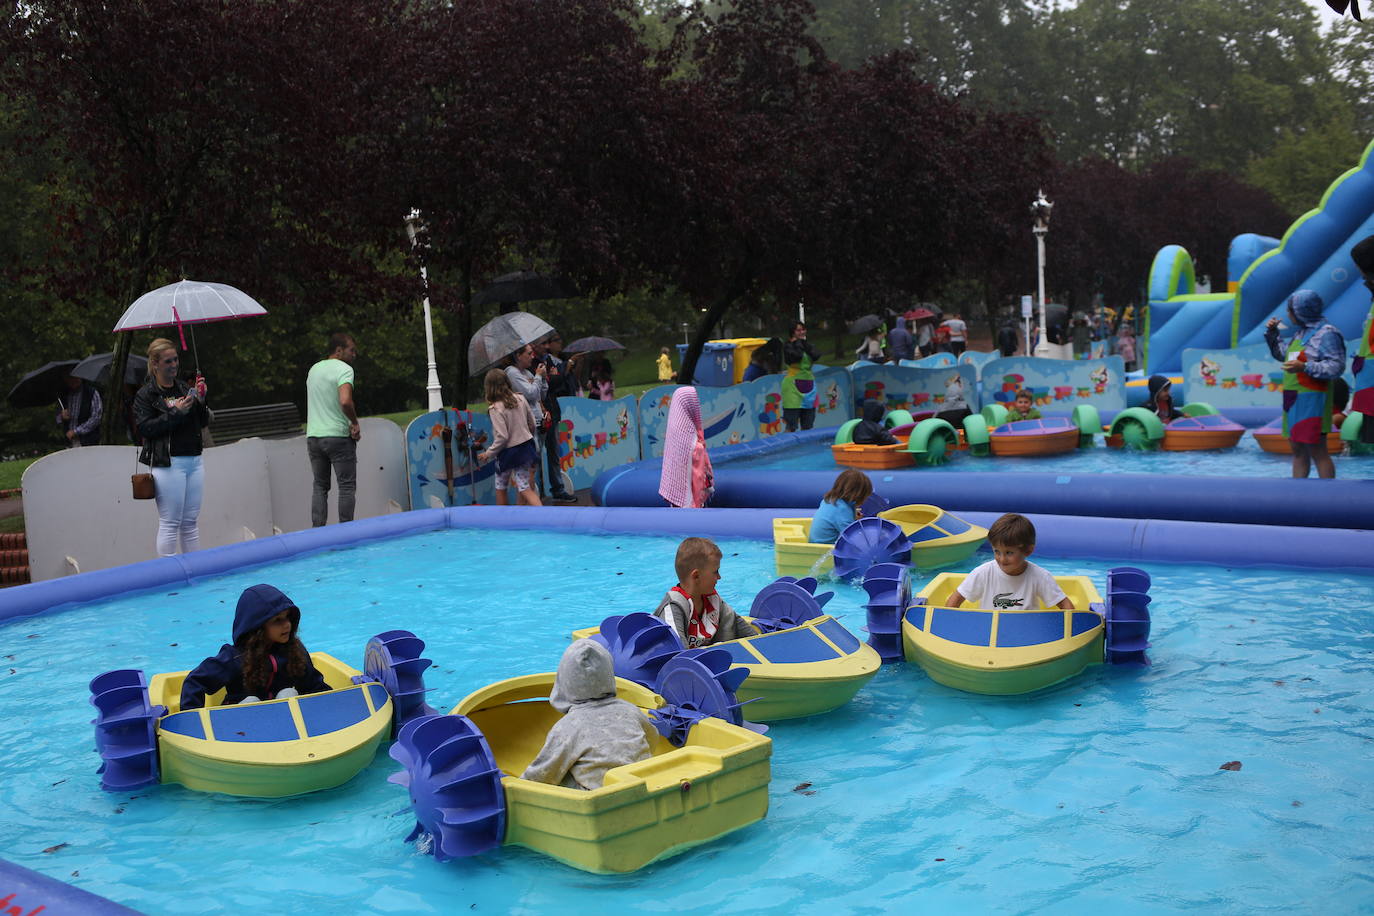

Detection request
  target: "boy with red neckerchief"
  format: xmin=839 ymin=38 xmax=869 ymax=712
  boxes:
xmin=653 ymin=538 xmax=760 ymax=649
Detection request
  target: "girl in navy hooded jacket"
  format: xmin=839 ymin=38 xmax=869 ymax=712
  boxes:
xmin=180 ymin=584 xmax=329 ymax=709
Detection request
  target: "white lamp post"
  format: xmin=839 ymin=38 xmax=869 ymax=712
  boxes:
xmin=1031 ymin=190 xmax=1053 ymax=358
xmin=404 ymin=209 xmax=444 ymax=411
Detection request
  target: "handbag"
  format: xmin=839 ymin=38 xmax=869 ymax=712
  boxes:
xmin=132 ymin=472 xmax=155 ymax=500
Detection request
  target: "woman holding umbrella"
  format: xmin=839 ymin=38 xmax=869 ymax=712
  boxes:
xmin=133 ymin=339 xmax=211 ymax=556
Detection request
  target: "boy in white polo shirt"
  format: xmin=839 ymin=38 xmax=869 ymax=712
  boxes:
xmin=947 ymin=513 xmax=1074 ymax=611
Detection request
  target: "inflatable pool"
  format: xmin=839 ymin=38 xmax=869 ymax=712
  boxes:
xmin=901 ymin=568 xmax=1151 ymax=695
xmin=88 ymin=631 xmax=435 ymax=798
xmin=388 ymin=653 xmax=770 ymax=874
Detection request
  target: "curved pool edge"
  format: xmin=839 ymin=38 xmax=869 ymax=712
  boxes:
xmin=595 ymin=461 xmax=1374 ymax=531
xmin=2 ymin=507 xmax=1369 ymax=626
xmin=0 ymin=857 xmax=141 ymax=914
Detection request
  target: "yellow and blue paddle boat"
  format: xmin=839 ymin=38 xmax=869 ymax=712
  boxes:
xmin=773 ymin=503 xmax=987 ymax=578
xmin=89 ymin=631 xmax=435 ymax=797
xmin=388 ymin=651 xmax=771 ymax=874
xmin=901 ymin=567 xmax=1152 ymax=695
xmin=572 ymin=578 xmax=881 ymax=721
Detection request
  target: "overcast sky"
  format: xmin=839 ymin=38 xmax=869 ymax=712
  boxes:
xmin=1306 ymin=0 xmax=1353 ymax=27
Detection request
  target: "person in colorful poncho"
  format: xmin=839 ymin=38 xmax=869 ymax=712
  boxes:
xmin=1264 ymin=289 xmax=1346 ymax=478
xmin=1349 ymin=234 xmax=1374 ymax=449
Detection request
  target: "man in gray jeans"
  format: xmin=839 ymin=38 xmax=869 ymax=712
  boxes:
xmin=305 ymin=332 xmax=360 ymax=526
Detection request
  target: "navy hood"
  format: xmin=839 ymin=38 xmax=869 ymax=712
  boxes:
xmin=232 ymin=584 xmax=299 ymax=644
xmin=1147 ymin=375 xmax=1172 ymax=404
xmin=862 ymin=399 xmax=886 ymax=423
xmin=1286 ymin=289 xmax=1325 ymax=328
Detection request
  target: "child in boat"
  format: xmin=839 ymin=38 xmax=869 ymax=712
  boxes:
xmin=654 ymin=537 xmax=760 ymax=648
xmin=1147 ymin=375 xmax=1184 ymax=423
xmin=947 ymin=513 xmax=1074 ymax=611
xmin=852 ymin=399 xmax=898 ymax=445
xmin=521 ymin=639 xmax=656 ymax=790
xmin=1005 ymin=389 xmax=1042 ymax=421
xmin=811 ymin=468 xmax=873 ymax=544
xmin=179 ymin=584 xmax=328 ymax=710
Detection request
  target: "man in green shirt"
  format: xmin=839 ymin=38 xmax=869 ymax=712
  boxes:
xmin=305 ymin=332 xmax=360 ymax=526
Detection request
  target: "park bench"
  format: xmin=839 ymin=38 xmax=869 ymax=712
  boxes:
xmin=209 ymin=402 xmax=303 ymax=445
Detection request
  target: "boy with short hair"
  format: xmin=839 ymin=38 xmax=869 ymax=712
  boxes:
xmin=1005 ymin=389 xmax=1042 ymax=421
xmin=947 ymin=513 xmax=1074 ymax=610
xmin=654 ymin=537 xmax=760 ymax=648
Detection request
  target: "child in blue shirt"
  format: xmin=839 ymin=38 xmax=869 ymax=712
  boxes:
xmin=810 ymin=468 xmax=873 ymax=543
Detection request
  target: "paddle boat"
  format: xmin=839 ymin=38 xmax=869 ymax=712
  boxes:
xmin=901 ymin=568 xmax=1152 ymax=695
xmin=1252 ymin=417 xmax=1345 ymax=454
xmin=1103 ymin=403 xmax=1245 ymax=451
xmin=976 ymin=403 xmax=1093 ymax=456
xmin=388 ymin=651 xmax=771 ymax=874
xmin=573 ymin=580 xmax=880 ymax=721
xmin=89 ymin=631 xmax=435 ymax=797
xmin=774 ymin=504 xmax=987 ymax=578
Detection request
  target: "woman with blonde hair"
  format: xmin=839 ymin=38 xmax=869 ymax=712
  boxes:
xmin=132 ymin=338 xmax=210 ymax=555
xmin=477 ymin=368 xmax=542 ymax=506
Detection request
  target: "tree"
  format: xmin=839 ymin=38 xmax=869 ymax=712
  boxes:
xmin=2 ymin=0 xmax=422 ymax=441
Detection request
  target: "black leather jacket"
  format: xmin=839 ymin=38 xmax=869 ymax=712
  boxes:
xmin=133 ymin=378 xmax=209 ymax=467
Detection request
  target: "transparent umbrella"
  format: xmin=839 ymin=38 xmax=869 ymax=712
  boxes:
xmin=467 ymin=311 xmax=556 ymax=376
xmin=112 ymin=279 xmax=268 ymax=370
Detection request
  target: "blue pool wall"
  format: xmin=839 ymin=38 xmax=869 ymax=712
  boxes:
xmin=593 ymin=431 xmax=1374 ymax=530
xmin=4 ymin=505 xmax=1371 ymax=627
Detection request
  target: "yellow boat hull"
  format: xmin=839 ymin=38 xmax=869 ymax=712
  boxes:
xmin=149 ymin=653 xmax=393 ymax=797
xmin=902 ymin=573 xmax=1106 ymax=695
xmin=773 ymin=504 xmax=987 ymax=578
xmin=453 ymin=675 xmax=770 ymax=874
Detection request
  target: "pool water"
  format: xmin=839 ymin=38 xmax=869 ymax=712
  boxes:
xmin=723 ymin=434 xmax=1374 ymax=477
xmin=3 ymin=529 xmax=1373 ymax=913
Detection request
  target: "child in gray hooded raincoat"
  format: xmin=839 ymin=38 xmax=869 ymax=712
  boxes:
xmin=521 ymin=639 xmax=657 ymax=790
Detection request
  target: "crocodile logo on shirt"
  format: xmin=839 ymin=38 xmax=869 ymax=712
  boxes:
xmin=993 ymin=592 xmax=1024 ymax=609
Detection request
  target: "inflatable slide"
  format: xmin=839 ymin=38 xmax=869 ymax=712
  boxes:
xmin=1145 ymin=138 xmax=1374 ymax=373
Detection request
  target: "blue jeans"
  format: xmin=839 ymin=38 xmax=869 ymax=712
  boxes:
xmin=308 ymin=436 xmax=357 ymax=526
xmin=151 ymin=455 xmax=204 ymax=556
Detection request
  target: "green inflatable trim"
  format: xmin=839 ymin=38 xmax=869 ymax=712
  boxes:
xmin=907 ymin=418 xmax=958 ymax=466
xmin=884 ymin=409 xmax=914 ymax=429
xmin=962 ymin=414 xmax=989 ymax=456
xmin=1340 ymin=411 xmax=1363 ymax=442
xmin=1071 ymin=404 xmax=1101 ymax=447
xmin=981 ymin=403 xmax=1008 ymax=426
xmin=1110 ymin=407 xmax=1166 ymax=450
xmin=1180 ymin=402 xmax=1218 ymax=417
xmin=834 ymin=419 xmax=860 ymax=445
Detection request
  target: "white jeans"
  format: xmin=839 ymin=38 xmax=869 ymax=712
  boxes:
xmin=152 ymin=455 xmax=204 ymax=556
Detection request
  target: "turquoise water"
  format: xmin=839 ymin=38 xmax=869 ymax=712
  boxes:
xmin=3 ymin=528 xmax=1373 ymax=913
xmin=724 ymin=434 xmax=1374 ymax=477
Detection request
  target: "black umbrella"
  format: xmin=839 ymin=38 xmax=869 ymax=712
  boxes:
xmin=71 ymin=351 xmax=147 ymax=388
xmin=563 ymin=336 xmax=625 ymax=354
xmin=470 ymin=271 xmax=578 ymax=307
xmin=848 ymin=314 xmax=884 ymax=335
xmin=6 ymin=359 xmax=79 ymax=409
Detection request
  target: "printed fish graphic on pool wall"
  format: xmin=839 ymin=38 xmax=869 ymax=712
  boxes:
xmin=404 ymin=408 xmax=496 ymax=509
xmin=1182 ymin=342 xmax=1354 ymax=409
xmin=979 ymin=356 xmax=1127 ymax=413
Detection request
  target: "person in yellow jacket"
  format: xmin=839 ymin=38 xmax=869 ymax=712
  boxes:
xmin=657 ymin=347 xmax=674 ymax=382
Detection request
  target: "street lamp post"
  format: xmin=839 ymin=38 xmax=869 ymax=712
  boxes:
xmin=1031 ymin=190 xmax=1053 ymax=358
xmin=404 ymin=209 xmax=444 ymax=412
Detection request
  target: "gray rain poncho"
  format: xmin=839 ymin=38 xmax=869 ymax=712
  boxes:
xmin=521 ymin=639 xmax=657 ymax=790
